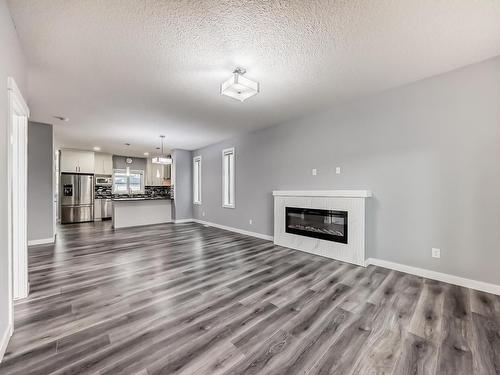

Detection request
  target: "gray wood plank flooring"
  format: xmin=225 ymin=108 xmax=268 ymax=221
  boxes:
xmin=1 ymin=221 xmax=499 ymax=374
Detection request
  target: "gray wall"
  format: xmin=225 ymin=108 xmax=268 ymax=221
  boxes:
xmin=0 ymin=0 xmax=27 ymax=352
xmin=113 ymin=155 xmax=147 ymax=171
xmin=172 ymin=149 xmax=193 ymax=220
xmin=193 ymin=55 xmax=500 ymax=286
xmin=28 ymin=122 xmax=54 ymax=242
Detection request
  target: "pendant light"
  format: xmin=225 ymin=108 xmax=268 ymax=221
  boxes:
xmin=124 ymin=143 xmax=132 ymax=176
xmin=152 ymin=135 xmax=172 ymax=165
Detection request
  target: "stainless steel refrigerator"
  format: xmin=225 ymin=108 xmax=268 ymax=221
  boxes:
xmin=60 ymin=173 xmax=94 ymax=224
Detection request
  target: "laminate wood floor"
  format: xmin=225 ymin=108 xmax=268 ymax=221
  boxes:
xmin=1 ymin=221 xmax=499 ymax=375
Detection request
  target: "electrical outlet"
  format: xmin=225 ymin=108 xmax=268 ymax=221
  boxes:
xmin=312 ymin=168 xmax=317 ymax=176
xmin=249 ymin=219 xmax=253 ymax=225
xmin=336 ymin=167 xmax=341 ymax=174
xmin=202 ymin=211 xmax=206 ymax=217
xmin=432 ymin=248 xmax=441 ymax=258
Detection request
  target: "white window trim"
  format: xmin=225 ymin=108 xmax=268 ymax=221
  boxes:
xmin=193 ymin=155 xmax=202 ymax=205
xmin=7 ymin=76 xmax=30 ymax=339
xmin=222 ymin=147 xmax=235 ymax=209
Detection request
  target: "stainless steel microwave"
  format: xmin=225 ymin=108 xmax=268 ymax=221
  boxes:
xmin=95 ymin=176 xmax=112 ymax=186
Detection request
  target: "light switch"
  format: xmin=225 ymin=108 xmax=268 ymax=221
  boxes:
xmin=336 ymin=167 xmax=341 ymax=174
xmin=312 ymin=168 xmax=317 ymax=176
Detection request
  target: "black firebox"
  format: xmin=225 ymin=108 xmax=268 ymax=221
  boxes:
xmin=285 ymin=207 xmax=348 ymax=244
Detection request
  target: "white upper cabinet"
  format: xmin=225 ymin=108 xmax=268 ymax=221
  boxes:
xmin=78 ymin=151 xmax=95 ymax=173
xmin=145 ymin=159 xmax=172 ymax=186
xmin=60 ymin=150 xmax=80 ymax=173
xmin=94 ymin=153 xmax=113 ymax=175
xmin=60 ymin=149 xmax=95 ymax=174
xmin=146 ymin=158 xmax=162 ymax=186
xmin=94 ymin=153 xmax=103 ymax=174
xmin=103 ymin=155 xmax=113 ymax=175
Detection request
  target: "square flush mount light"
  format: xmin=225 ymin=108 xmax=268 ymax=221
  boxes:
xmin=220 ymin=67 xmax=259 ymax=102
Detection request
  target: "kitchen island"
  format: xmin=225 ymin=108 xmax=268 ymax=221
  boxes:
xmin=112 ymin=197 xmax=172 ymax=229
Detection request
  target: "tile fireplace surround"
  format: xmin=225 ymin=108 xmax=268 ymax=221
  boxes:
xmin=273 ymin=190 xmax=372 ymax=266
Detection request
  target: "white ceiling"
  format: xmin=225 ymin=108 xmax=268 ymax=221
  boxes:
xmin=8 ymin=0 xmax=500 ymax=156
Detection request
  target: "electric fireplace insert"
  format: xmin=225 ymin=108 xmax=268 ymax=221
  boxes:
xmin=285 ymin=207 xmax=348 ymax=244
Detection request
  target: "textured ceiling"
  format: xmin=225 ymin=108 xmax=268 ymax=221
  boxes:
xmin=7 ymin=0 xmax=500 ymax=156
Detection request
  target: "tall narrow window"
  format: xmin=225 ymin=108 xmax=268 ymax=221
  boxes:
xmin=193 ymin=155 xmax=202 ymax=204
xmin=222 ymin=147 xmax=235 ymax=208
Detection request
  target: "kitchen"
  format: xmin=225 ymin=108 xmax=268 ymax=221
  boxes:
xmin=59 ymin=142 xmax=175 ymax=229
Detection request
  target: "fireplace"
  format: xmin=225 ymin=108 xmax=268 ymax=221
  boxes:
xmin=285 ymin=207 xmax=348 ymax=244
xmin=274 ymin=191 xmax=370 ymax=265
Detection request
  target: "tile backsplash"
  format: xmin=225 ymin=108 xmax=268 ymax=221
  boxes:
xmin=94 ymin=185 xmax=171 ymax=199
xmin=145 ymin=186 xmax=171 ymax=198
xmin=95 ymin=186 xmax=112 ymax=199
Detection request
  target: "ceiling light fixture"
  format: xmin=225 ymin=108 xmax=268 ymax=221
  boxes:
xmin=93 ymin=146 xmax=101 ymax=151
xmin=143 ymin=152 xmax=149 ymax=156
xmin=152 ymin=135 xmax=172 ymax=165
xmin=124 ymin=144 xmax=131 ymax=176
xmin=53 ymin=115 xmax=69 ymax=122
xmin=220 ymin=67 xmax=259 ymax=102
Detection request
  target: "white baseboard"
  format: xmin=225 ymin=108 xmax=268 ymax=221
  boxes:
xmin=173 ymin=218 xmax=194 ymax=224
xmin=28 ymin=235 xmax=55 ymax=246
xmin=0 ymin=324 xmax=13 ymax=363
xmin=192 ymin=219 xmax=274 ymax=241
xmin=174 ymin=220 xmax=499 ymax=295
xmin=365 ymin=258 xmax=500 ymax=296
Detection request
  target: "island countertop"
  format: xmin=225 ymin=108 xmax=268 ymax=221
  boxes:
xmin=112 ymin=198 xmax=172 ymax=228
xmin=112 ymin=196 xmax=172 ymax=201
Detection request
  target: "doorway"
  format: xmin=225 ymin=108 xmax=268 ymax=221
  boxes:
xmin=7 ymin=77 xmax=30 ymax=332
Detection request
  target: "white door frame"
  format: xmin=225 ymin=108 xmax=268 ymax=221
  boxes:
xmin=7 ymin=77 xmax=30 ymax=331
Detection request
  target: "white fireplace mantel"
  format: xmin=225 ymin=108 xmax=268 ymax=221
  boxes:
xmin=273 ymin=190 xmax=371 ymax=266
xmin=273 ymin=190 xmax=372 ymax=198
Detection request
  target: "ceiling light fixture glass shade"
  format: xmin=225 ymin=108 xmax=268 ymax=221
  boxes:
xmin=152 ymin=135 xmax=172 ymax=165
xmin=152 ymin=156 xmax=172 ymax=165
xmin=220 ymin=67 xmax=259 ymax=102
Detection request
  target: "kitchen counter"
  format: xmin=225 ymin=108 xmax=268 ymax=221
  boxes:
xmin=112 ymin=198 xmax=172 ymax=229
xmin=112 ymin=196 xmax=171 ymax=201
